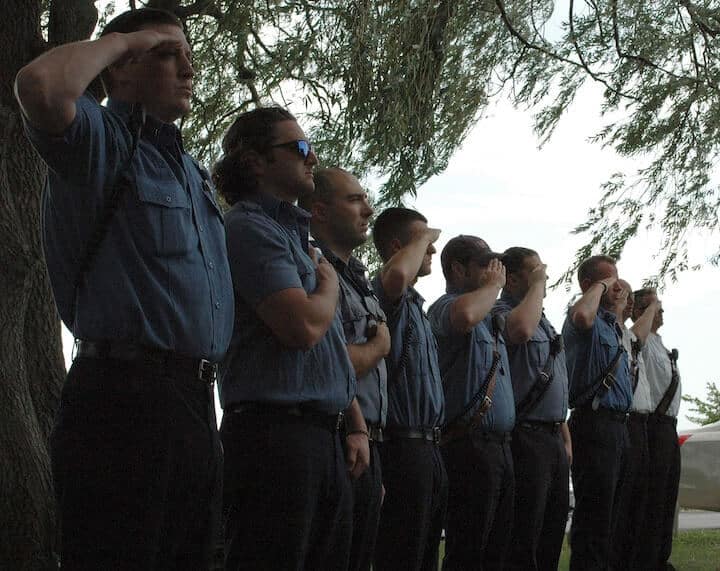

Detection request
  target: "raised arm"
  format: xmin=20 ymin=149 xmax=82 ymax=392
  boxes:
xmin=379 ymin=227 xmax=440 ymax=303
xmin=630 ymin=297 xmax=659 ymax=345
xmin=449 ymin=258 xmax=506 ymax=334
xmin=503 ymin=264 xmax=547 ymax=344
xmin=570 ymin=276 xmax=617 ymax=330
xmin=15 ymin=29 xmax=178 ymax=134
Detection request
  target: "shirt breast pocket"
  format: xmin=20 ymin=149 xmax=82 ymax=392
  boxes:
xmin=133 ymin=175 xmax=194 ymax=257
xmin=527 ymin=329 xmax=549 ymax=367
xmin=340 ymin=297 xmax=367 ymax=344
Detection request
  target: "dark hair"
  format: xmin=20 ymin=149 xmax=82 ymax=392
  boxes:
xmin=212 ymin=107 xmax=296 ymax=205
xmin=297 ymin=167 xmax=349 ymax=211
xmin=440 ymin=235 xmax=491 ymax=280
xmin=501 ymin=247 xmax=538 ymax=274
xmin=577 ymin=254 xmax=616 ymax=284
xmin=99 ymin=8 xmax=183 ymax=95
xmin=372 ymin=207 xmax=427 ymax=261
xmin=633 ymin=287 xmax=656 ymax=308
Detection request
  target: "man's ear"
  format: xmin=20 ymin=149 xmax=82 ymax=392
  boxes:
xmin=312 ymin=201 xmax=329 ymax=222
xmin=388 ymin=237 xmax=403 ymax=256
xmin=579 ymin=277 xmax=592 ymax=293
xmin=450 ymin=260 xmax=466 ymax=281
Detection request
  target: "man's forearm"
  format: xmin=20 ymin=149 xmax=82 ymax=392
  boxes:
xmin=570 ymin=282 xmax=605 ymax=329
xmin=347 ymin=336 xmax=385 ymax=378
xmin=380 ymin=237 xmax=430 ymax=301
xmin=450 ymin=284 xmax=501 ymax=333
xmin=15 ymin=34 xmax=129 ymax=131
xmin=504 ymin=282 xmax=544 ymax=343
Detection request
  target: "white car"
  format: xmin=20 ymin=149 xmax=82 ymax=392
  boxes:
xmin=678 ymin=420 xmax=720 ymax=511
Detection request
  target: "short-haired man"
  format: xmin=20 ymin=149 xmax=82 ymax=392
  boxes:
xmin=15 ymin=9 xmax=232 ymax=569
xmin=633 ymin=288 xmax=682 ymax=570
xmin=427 ymin=236 xmax=515 ymax=570
xmin=298 ymin=168 xmax=390 ymax=571
xmin=215 ymin=109 xmax=361 ymax=570
xmin=371 ymin=207 xmax=447 ymax=571
xmin=492 ymin=247 xmax=571 ymax=571
xmin=562 ymin=255 xmax=633 ymax=570
xmin=609 ymin=280 xmax=659 ymax=569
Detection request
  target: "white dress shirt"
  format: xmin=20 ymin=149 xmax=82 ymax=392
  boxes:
xmin=642 ymin=332 xmax=681 ymax=417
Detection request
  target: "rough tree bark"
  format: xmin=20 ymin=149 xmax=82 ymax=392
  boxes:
xmin=0 ymin=1 xmax=97 ymax=568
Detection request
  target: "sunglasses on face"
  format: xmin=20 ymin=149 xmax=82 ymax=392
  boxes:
xmin=269 ymin=139 xmax=313 ymax=160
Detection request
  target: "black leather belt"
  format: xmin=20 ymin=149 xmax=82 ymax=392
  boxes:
xmin=384 ymin=426 xmax=442 ymax=445
xmin=629 ymin=412 xmax=649 ymax=423
xmin=231 ymin=403 xmax=345 ymax=432
xmin=648 ymin=412 xmax=677 ymax=426
xmin=75 ymin=339 xmax=217 ymax=384
xmin=517 ymin=420 xmax=562 ymax=434
xmin=573 ymin=406 xmax=629 ymax=423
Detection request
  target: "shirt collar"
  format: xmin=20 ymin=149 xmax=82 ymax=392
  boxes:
xmin=499 ymin=289 xmax=521 ymax=307
xmin=598 ymin=306 xmax=617 ymax=325
xmin=314 ymin=240 xmax=368 ymax=280
xmin=107 ymin=99 xmax=183 ymax=150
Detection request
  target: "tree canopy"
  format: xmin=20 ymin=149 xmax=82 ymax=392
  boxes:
xmin=131 ymin=0 xmax=720 ymax=282
xmin=683 ymin=381 xmax=720 ymax=425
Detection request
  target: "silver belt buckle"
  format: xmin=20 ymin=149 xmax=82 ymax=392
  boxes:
xmin=197 ymin=359 xmax=217 ymax=384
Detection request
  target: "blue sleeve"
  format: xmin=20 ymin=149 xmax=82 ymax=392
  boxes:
xmin=372 ymin=275 xmax=405 ymax=318
xmin=226 ymin=214 xmax=304 ymax=307
xmin=427 ymin=295 xmax=455 ymax=338
xmin=22 ymin=94 xmax=131 ymax=193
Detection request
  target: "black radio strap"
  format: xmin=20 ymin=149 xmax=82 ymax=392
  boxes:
xmin=71 ymin=105 xmax=145 ymax=329
xmin=516 ymin=318 xmax=563 ymax=419
xmin=572 ymin=344 xmax=624 ymax=410
xmin=441 ymin=313 xmax=505 ymax=429
xmin=630 ymin=338 xmax=642 ymax=394
xmin=654 ymin=349 xmax=680 ymax=416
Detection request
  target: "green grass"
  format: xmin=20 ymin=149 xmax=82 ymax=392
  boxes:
xmin=557 ymin=529 xmax=720 ymax=571
xmin=437 ymin=529 xmax=720 ymax=570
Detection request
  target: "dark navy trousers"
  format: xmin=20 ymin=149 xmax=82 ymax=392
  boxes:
xmin=51 ymin=357 xmax=222 ymax=571
xmin=505 ymin=425 xmax=569 ymax=571
xmin=374 ymin=438 xmax=447 ymax=571
xmin=441 ymin=432 xmax=514 ymax=571
xmin=568 ymin=409 xmax=629 ymax=571
xmin=221 ymin=409 xmax=352 ymax=571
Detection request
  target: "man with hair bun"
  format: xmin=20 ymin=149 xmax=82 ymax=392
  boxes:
xmin=15 ymin=8 xmax=232 ymax=569
xmin=216 ymin=108 xmax=363 ymax=570
xmin=562 ymin=255 xmax=633 ymax=570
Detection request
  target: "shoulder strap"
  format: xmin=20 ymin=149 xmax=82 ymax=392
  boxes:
xmin=516 ymin=323 xmax=564 ymax=419
xmin=441 ymin=313 xmax=505 ymax=429
xmin=630 ymin=338 xmax=642 ymax=394
xmin=654 ymin=349 xmax=680 ymax=416
xmin=71 ymin=105 xmax=145 ymax=330
xmin=572 ymin=343 xmax=625 ymax=410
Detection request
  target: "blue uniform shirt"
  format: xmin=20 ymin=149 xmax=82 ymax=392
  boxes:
xmin=562 ymin=306 xmax=632 ymax=411
xmin=371 ymin=278 xmax=444 ymax=428
xmin=23 ymin=94 xmax=233 ymax=361
xmin=428 ymin=293 xmax=515 ymax=433
xmin=220 ymin=195 xmax=355 ymax=415
xmin=318 ymin=244 xmax=388 ymax=426
xmin=493 ymin=292 xmax=568 ymax=422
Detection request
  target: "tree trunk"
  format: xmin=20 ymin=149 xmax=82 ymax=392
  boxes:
xmin=0 ymin=1 xmax=96 ymax=568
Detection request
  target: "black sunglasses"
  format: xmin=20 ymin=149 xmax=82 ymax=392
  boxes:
xmin=269 ymin=139 xmax=313 ymax=160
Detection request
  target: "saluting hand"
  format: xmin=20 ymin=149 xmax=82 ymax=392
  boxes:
xmin=123 ymin=29 xmax=184 ymax=58
xmin=528 ymin=263 xmax=548 ymax=288
xmin=480 ymin=258 xmax=506 ymax=289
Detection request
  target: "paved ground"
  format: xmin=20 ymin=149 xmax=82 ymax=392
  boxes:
xmin=678 ymin=510 xmax=720 ymax=531
xmin=565 ymin=509 xmax=720 ymax=533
